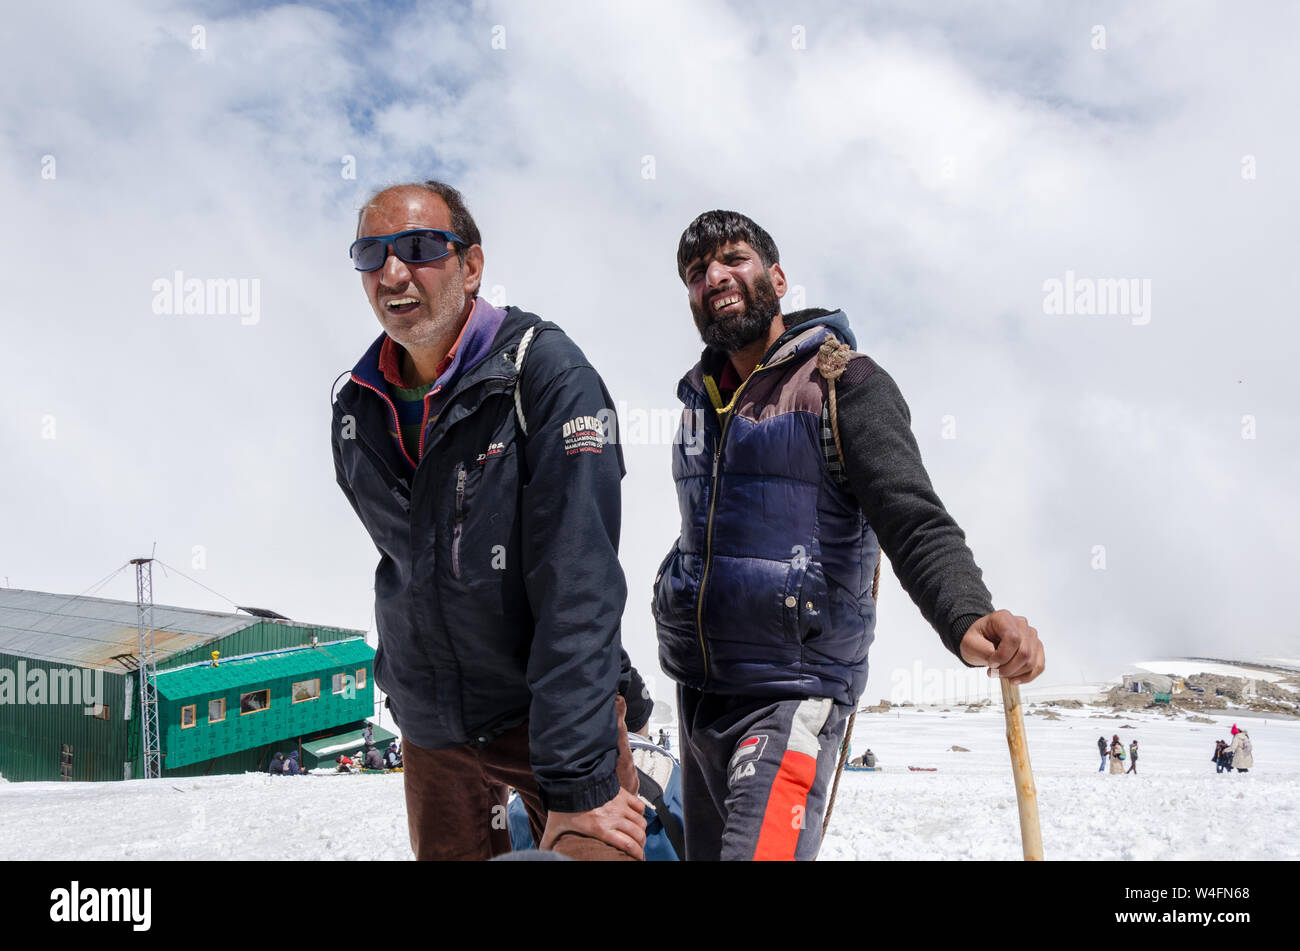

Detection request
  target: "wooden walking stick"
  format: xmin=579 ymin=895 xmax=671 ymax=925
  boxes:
xmin=1000 ymin=678 xmax=1044 ymax=860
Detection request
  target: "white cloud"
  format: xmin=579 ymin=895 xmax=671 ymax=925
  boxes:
xmin=1 ymin=0 xmax=1296 ymax=705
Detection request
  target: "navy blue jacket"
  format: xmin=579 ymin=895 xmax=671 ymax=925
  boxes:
xmin=654 ymin=311 xmax=876 ymax=705
xmin=332 ymin=307 xmax=629 ymax=812
xmin=655 ymin=308 xmax=995 ymax=704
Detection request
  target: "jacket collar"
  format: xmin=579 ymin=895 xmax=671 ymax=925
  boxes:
xmin=348 ymin=303 xmax=539 ymax=398
xmin=678 ymin=307 xmax=855 ymax=404
xmin=350 ymin=298 xmax=509 ymax=392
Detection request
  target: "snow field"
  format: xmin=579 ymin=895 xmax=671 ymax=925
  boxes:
xmin=822 ymin=705 xmax=1299 ymax=861
xmin=1 ymin=704 xmax=1295 ymax=861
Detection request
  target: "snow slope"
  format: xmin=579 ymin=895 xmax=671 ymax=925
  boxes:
xmin=823 ymin=705 xmax=1299 ymax=861
xmin=2 ymin=705 xmax=1294 ymax=861
xmin=1129 ymin=659 xmax=1295 ymax=684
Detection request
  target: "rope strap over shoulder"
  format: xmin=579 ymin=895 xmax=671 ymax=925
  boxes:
xmin=815 ymin=335 xmax=880 ymax=845
xmin=816 ymin=338 xmax=853 ymax=470
xmin=815 ymin=337 xmax=852 ymax=381
xmin=513 ymin=325 xmax=538 ymax=434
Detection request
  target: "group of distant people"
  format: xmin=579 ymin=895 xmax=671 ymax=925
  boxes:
xmin=1213 ymin=724 xmax=1253 ymax=773
xmin=335 ymin=725 xmax=403 ymax=773
xmin=268 ymin=750 xmax=303 ymax=776
xmin=266 ymin=724 xmax=407 ymax=775
xmin=1098 ymin=734 xmax=1139 ymax=774
xmin=850 ymin=749 xmax=877 ymax=768
xmin=1095 ymin=722 xmax=1257 ymax=775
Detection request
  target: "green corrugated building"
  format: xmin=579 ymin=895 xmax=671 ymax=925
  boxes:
xmin=0 ymin=587 xmax=382 ymax=782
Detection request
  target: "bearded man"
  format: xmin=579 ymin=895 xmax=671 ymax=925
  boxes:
xmin=653 ymin=209 xmax=1045 ymax=860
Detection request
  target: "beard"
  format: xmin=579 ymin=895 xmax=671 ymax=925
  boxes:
xmin=376 ymin=260 xmax=469 ymax=349
xmin=691 ymin=273 xmax=781 ymax=353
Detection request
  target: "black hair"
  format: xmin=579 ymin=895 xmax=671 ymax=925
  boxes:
xmin=676 ymin=209 xmax=780 ymax=282
xmin=357 ymin=180 xmax=482 ymax=268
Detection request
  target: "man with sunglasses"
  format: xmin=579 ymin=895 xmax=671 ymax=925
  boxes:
xmin=654 ymin=210 xmax=1046 ymax=860
xmin=331 ymin=181 xmax=646 ymax=860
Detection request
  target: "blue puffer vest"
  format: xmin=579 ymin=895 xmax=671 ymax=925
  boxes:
xmin=653 ymin=311 xmax=880 ymax=706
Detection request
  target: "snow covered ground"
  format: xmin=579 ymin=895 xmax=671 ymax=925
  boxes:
xmin=1 ymin=704 xmax=1294 ymax=861
xmin=823 ymin=704 xmax=1299 ymax=861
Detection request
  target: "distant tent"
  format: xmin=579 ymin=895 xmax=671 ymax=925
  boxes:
xmin=1123 ymin=671 xmax=1174 ymax=695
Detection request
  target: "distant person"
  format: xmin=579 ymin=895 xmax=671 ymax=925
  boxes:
xmin=1126 ymin=739 xmax=1138 ymax=775
xmin=362 ymin=724 xmax=374 ymax=748
xmin=1214 ymin=739 xmax=1231 ymax=773
xmin=863 ymin=749 xmax=876 ymax=768
xmin=269 ymin=752 xmax=285 ymax=776
xmin=1228 ymin=725 xmax=1252 ymax=773
xmin=1108 ymin=735 xmax=1125 ymax=774
xmin=285 ymin=750 xmax=301 ymax=776
xmin=1097 ymin=736 xmax=1108 ymax=772
xmin=385 ymin=743 xmax=403 ymax=769
xmin=365 ymin=746 xmax=387 ymax=771
xmin=658 ymin=728 xmax=671 ymax=751
xmin=336 ymin=755 xmax=355 ymax=773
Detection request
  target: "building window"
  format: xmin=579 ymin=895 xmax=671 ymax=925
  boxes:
xmin=292 ymin=679 xmax=320 ymax=703
xmin=208 ymin=698 xmax=226 ymax=723
xmin=332 ymin=672 xmax=351 ymax=695
xmin=240 ymin=689 xmax=270 ymax=715
xmin=88 ymin=703 xmax=110 ymax=721
xmin=180 ymin=705 xmax=197 ymax=729
xmin=356 ymin=668 xmax=367 ymax=689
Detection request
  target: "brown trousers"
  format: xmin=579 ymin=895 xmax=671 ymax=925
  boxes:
xmin=403 ymin=699 xmax=639 ymax=861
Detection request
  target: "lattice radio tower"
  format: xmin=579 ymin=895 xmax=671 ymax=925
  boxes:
xmin=131 ymin=557 xmax=162 ymax=779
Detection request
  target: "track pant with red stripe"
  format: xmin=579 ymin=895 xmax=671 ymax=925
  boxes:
xmin=677 ymin=686 xmax=851 ymax=861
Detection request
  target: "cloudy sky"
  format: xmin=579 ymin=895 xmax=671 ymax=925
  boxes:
xmin=3 ymin=0 xmax=1297 ymax=712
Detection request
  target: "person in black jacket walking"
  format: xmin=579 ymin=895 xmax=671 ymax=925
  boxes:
xmin=332 ymin=181 xmax=645 ymax=860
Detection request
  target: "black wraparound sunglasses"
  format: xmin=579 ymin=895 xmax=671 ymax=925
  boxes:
xmin=349 ymin=228 xmax=466 ymax=272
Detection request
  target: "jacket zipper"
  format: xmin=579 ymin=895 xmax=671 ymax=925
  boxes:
xmin=337 ymin=397 xmax=413 ymax=500
xmin=452 ymin=462 xmax=466 ymax=580
xmin=693 ymin=351 xmax=799 ymax=683
xmin=349 ymin=374 xmax=418 ymax=471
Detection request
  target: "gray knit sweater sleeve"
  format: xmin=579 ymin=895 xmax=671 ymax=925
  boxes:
xmin=834 ymin=355 xmax=994 ymax=661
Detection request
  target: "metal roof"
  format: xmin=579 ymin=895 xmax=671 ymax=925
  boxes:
xmin=301 ymin=723 xmax=398 ymax=759
xmin=154 ymin=639 xmax=374 ymax=700
xmin=0 ymin=588 xmax=353 ymax=672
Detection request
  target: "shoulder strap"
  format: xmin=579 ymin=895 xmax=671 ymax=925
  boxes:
xmin=513 ymin=325 xmax=539 ymax=434
xmin=816 ymin=337 xmax=852 ymax=489
xmin=634 ymin=766 xmax=685 ymax=859
xmin=816 ymin=336 xmax=889 ymax=841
